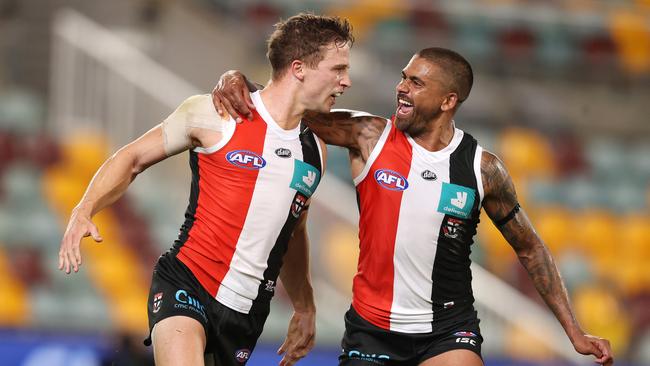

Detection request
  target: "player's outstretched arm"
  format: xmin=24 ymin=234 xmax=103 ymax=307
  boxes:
xmin=480 ymin=150 xmax=614 ymax=366
xmin=277 ymin=206 xmax=316 ymax=366
xmin=58 ymin=94 xmax=221 ymax=275
xmin=58 ymin=125 xmax=170 ymax=274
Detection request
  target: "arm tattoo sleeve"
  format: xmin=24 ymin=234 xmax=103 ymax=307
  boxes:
xmin=481 ymin=151 xmax=582 ymax=339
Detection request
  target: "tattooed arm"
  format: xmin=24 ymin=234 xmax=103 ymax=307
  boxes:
xmin=480 ymin=150 xmax=613 ymax=366
xmin=302 ymin=110 xmax=386 ymax=154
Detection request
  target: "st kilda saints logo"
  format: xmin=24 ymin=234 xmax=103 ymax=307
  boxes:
xmin=442 ymin=217 xmax=464 ymax=239
xmin=153 ymin=292 xmax=163 ymax=313
xmin=291 ymin=194 xmax=308 ymax=218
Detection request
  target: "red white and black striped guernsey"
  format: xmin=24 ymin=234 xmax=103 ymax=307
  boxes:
xmin=353 ymin=118 xmax=484 ymax=333
xmin=170 ymin=91 xmax=324 ymax=314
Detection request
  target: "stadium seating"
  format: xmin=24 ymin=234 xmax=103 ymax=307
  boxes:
xmin=1 ymin=1 xmax=648 ymax=363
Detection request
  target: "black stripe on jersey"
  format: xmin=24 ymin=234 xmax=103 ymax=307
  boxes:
xmin=299 ymin=123 xmax=322 ymax=173
xmin=431 ymin=133 xmax=480 ymax=323
xmin=250 ymin=126 xmax=322 ymax=312
xmin=171 ymin=151 xmax=200 ymax=254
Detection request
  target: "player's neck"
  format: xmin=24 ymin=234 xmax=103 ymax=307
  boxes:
xmin=259 ymin=80 xmax=304 ymax=130
xmin=411 ymin=118 xmax=455 ymax=152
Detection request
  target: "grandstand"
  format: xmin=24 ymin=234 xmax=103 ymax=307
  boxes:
xmin=0 ymin=0 xmax=648 ymax=365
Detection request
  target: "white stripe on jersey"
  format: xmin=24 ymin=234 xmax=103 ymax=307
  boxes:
xmin=217 ymin=92 xmax=305 ymax=313
xmin=390 ymin=129 xmax=465 ymax=333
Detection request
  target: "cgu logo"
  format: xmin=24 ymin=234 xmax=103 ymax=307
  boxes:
xmin=226 ymin=150 xmax=266 ymax=170
xmin=374 ymin=169 xmax=409 ymax=191
xmin=175 ymin=290 xmax=204 ymax=312
xmin=348 ymin=350 xmax=390 ymax=360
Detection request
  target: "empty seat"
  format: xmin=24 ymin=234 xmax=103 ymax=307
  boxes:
xmin=573 ymin=284 xmax=631 ymax=355
xmin=497 ymin=127 xmax=555 ymax=181
xmin=584 ymin=138 xmax=628 ymax=181
xmin=573 ymin=209 xmax=617 ymax=276
xmin=609 ymin=10 xmax=650 ymax=74
xmin=531 ymin=205 xmax=576 ymax=255
xmin=322 ymin=223 xmax=359 ymax=297
xmin=562 ymin=176 xmax=606 ymax=209
xmin=0 ymin=245 xmax=29 ymax=326
xmin=557 ymin=251 xmax=595 ymax=294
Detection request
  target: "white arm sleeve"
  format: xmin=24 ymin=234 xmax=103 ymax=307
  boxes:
xmin=162 ymin=94 xmax=227 ymax=156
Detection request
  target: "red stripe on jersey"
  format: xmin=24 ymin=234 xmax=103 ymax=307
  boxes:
xmin=178 ymin=111 xmax=267 ymax=297
xmin=352 ymin=124 xmax=413 ymax=329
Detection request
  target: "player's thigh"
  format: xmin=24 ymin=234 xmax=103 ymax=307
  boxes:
xmin=152 ymin=315 xmax=207 ymax=366
xmin=419 ymin=349 xmax=483 ymax=366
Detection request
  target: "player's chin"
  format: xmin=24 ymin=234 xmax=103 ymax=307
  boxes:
xmin=394 ymin=116 xmax=411 ymax=131
xmin=314 ymin=103 xmax=332 ymax=113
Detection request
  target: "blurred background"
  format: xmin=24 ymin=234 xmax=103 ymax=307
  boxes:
xmin=0 ymin=0 xmax=648 ymax=365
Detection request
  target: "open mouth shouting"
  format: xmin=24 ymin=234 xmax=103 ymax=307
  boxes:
xmin=329 ymin=91 xmax=343 ymax=106
xmin=396 ymin=94 xmax=414 ymax=118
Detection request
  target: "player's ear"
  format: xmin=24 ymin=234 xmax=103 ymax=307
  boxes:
xmin=441 ymin=92 xmax=459 ymax=111
xmin=290 ymin=60 xmax=305 ymax=81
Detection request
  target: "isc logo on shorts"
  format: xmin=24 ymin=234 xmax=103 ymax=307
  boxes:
xmin=454 ymin=331 xmax=478 ymax=346
xmin=374 ymin=169 xmax=408 ymax=191
xmin=226 ymin=150 xmax=266 ymax=170
xmin=235 ymin=348 xmax=251 ymax=363
xmin=455 ymin=337 xmax=477 ymax=346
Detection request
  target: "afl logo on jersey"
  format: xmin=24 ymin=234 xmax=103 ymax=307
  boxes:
xmin=226 ymin=150 xmax=266 ymax=170
xmin=374 ymin=169 xmax=409 ymax=191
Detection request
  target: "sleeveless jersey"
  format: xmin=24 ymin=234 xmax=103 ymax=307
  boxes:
xmin=352 ymin=119 xmax=484 ymax=333
xmin=171 ymin=91 xmax=324 ymax=314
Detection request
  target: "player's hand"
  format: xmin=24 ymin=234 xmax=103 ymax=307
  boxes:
xmin=58 ymin=209 xmax=103 ymax=274
xmin=212 ymin=70 xmax=255 ymax=123
xmin=277 ymin=309 xmax=315 ymax=366
xmin=572 ymin=333 xmax=614 ymax=365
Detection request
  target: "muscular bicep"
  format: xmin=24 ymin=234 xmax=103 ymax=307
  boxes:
xmin=303 ymin=110 xmax=387 ymax=154
xmin=122 ymin=124 xmax=170 ymax=174
xmin=481 ymin=151 xmax=540 ymax=252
